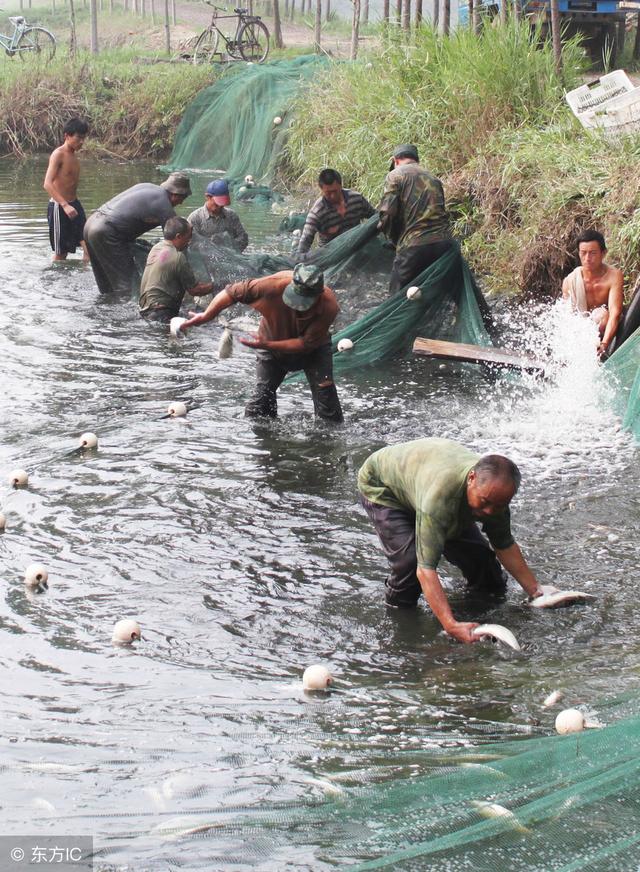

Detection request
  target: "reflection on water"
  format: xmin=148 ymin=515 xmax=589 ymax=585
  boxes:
xmin=0 ymin=158 xmax=638 ymax=869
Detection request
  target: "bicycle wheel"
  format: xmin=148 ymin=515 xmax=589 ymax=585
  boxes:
xmin=193 ymin=27 xmax=220 ymax=64
xmin=237 ymin=19 xmax=269 ymax=63
xmin=17 ymin=26 xmax=56 ymax=61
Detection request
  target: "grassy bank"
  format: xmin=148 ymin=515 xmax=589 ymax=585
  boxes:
xmin=286 ymin=22 xmax=640 ymax=297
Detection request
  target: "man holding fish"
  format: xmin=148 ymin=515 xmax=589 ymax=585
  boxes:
xmin=358 ymin=438 xmax=546 ymax=644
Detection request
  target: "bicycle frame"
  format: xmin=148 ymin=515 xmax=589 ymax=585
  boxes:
xmin=0 ymin=16 xmax=28 ymax=52
xmin=211 ymin=12 xmax=256 ymax=49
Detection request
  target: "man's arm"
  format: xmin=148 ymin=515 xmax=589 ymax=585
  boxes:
xmin=297 ymin=208 xmax=320 ymax=257
xmin=494 ymin=542 xmax=543 ymax=598
xmin=561 ymin=275 xmax=571 ymax=300
xmin=417 ymin=567 xmax=479 ymax=644
xmin=377 ymin=174 xmax=400 ymax=238
xmin=599 ymin=270 xmax=624 ymax=356
xmin=230 ymin=214 xmax=249 ymax=252
xmin=181 ymin=288 xmax=234 ymax=330
xmin=188 ymin=281 xmax=215 ymax=297
xmin=43 ymin=151 xmax=78 ymax=220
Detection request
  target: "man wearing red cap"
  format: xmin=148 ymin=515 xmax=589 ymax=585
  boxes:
xmin=188 ymin=179 xmax=248 ymax=252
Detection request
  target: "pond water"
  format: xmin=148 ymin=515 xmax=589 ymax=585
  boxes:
xmin=0 ymin=157 xmax=638 ymax=870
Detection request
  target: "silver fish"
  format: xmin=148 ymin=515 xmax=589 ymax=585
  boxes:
xmin=217 ymin=327 xmax=233 ymax=359
xmin=529 ymin=584 xmax=596 ymax=609
xmin=473 ymin=623 xmax=521 ymax=651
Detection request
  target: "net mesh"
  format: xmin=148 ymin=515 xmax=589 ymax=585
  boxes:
xmin=603 ymin=325 xmax=640 ymax=441
xmin=165 ymin=55 xmax=324 ymax=186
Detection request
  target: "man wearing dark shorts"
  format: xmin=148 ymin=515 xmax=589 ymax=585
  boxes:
xmin=43 ymin=117 xmax=89 ymax=262
xmin=181 ymin=264 xmax=343 ymax=423
xmin=379 ymin=145 xmax=453 ymax=295
xmin=358 ymin=438 xmax=544 ymax=643
xmin=83 ymin=172 xmax=192 ymax=295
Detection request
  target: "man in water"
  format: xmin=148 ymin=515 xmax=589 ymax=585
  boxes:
xmin=358 ymin=438 xmax=544 ymax=644
xmin=83 ymin=172 xmax=192 ymax=294
xmin=188 ymin=180 xmax=248 ymax=252
xmin=43 ymin=117 xmax=90 ymax=263
xmin=379 ymin=144 xmax=453 ymax=294
xmin=181 ymin=264 xmax=343 ymax=423
xmin=296 ymin=168 xmax=376 ymax=258
xmin=562 ymin=229 xmax=624 ymax=358
xmin=138 ymin=217 xmax=214 ymax=323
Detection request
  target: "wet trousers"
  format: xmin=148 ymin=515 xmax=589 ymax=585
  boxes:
xmin=84 ymin=212 xmax=138 ymax=295
xmin=359 ymin=495 xmax=507 ymax=607
xmin=245 ymin=342 xmax=343 ymax=424
xmin=389 ymin=239 xmax=453 ymax=295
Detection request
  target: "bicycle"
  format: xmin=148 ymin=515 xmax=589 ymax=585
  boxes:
xmin=193 ymin=2 xmax=270 ymax=65
xmin=0 ymin=12 xmax=56 ymax=61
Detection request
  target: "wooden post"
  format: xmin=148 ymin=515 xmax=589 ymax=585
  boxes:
xmin=171 ymin=0 xmax=176 ymax=25
xmin=314 ymin=0 xmax=321 ymax=49
xmin=395 ymin=0 xmax=401 ymax=24
xmin=363 ymin=0 xmax=369 ymax=24
xmin=164 ymin=0 xmax=170 ymax=53
xmin=415 ymin=0 xmax=422 ymax=26
xmin=52 ymin=0 xmax=56 ymax=14
xmin=273 ymin=0 xmax=284 ymax=45
xmin=550 ymin=0 xmax=562 ymax=72
xmin=500 ymin=0 xmax=507 ymax=24
xmin=141 ymin=0 xmax=146 ymax=16
xmin=69 ymin=0 xmax=77 ymax=57
xmin=350 ymin=0 xmax=360 ymax=57
xmin=471 ymin=0 xmax=480 ymax=31
xmin=19 ymin=0 xmax=23 ymax=12
xmin=325 ymin=0 xmax=330 ymax=20
xmin=382 ymin=0 xmax=389 ymax=22
xmin=431 ymin=0 xmax=438 ymax=28
xmin=290 ymin=0 xmax=295 ymax=19
xmin=634 ymin=11 xmax=640 ymax=59
xmin=401 ymin=0 xmax=409 ymax=29
xmin=284 ymin=0 xmax=289 ymax=16
xmin=90 ymin=0 xmax=98 ymax=51
xmin=442 ymin=0 xmax=449 ymax=34
xmin=150 ymin=0 xmax=155 ymax=24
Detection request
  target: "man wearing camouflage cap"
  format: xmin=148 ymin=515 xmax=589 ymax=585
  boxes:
xmin=181 ymin=263 xmax=343 ymax=423
xmin=379 ymin=145 xmax=453 ymax=295
xmin=84 ymin=172 xmax=192 ymax=294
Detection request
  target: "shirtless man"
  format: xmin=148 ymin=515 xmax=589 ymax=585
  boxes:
xmin=43 ymin=117 xmax=90 ymax=263
xmin=562 ymin=229 xmax=624 ymax=357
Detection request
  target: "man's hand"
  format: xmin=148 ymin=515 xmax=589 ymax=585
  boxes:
xmin=181 ymin=311 xmax=208 ymax=331
xmin=597 ymin=340 xmax=609 ymax=358
xmin=444 ymin=621 xmax=480 ymax=645
xmin=63 ymin=203 xmax=78 ymax=220
xmin=239 ymin=334 xmax=267 ymax=350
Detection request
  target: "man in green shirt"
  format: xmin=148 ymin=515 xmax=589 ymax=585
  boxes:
xmin=139 ymin=217 xmax=214 ymax=322
xmin=358 ymin=438 xmax=544 ymax=644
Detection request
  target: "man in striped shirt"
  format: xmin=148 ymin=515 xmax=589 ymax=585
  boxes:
xmin=296 ymin=168 xmax=376 ymax=258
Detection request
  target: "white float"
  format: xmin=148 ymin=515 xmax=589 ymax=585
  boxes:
xmin=292 ymin=228 xmax=301 ymax=238
xmin=302 ymin=664 xmax=333 ymax=691
xmin=273 ymin=116 xmax=283 ymax=125
xmin=112 ymin=619 xmax=142 ymax=644
xmin=170 ymin=317 xmax=187 ymax=338
xmin=79 ymin=432 xmax=98 ymax=449
xmin=555 ymin=708 xmax=585 ymax=734
xmin=9 ymin=469 xmax=28 ymax=488
xmin=337 ymin=338 xmax=354 ymax=352
xmin=472 ymin=623 xmax=521 ymax=651
xmin=406 ymin=286 xmax=422 ymax=300
xmin=167 ymin=402 xmax=188 ymax=418
xmin=24 ymin=563 xmax=49 ymax=589
xmin=244 ymin=175 xmax=255 ymax=187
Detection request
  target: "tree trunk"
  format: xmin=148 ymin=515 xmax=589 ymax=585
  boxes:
xmin=550 ymin=0 xmax=562 ymax=72
xmin=442 ymin=0 xmax=450 ymax=34
xmin=431 ymin=0 xmax=438 ymax=28
xmin=164 ymin=0 xmax=171 ymax=53
xmin=401 ymin=0 xmax=410 ymax=30
xmin=290 ymin=0 xmax=295 ymax=19
xmin=363 ymin=0 xmax=369 ymax=24
xmin=500 ymin=0 xmax=507 ymax=24
xmin=90 ymin=0 xmax=98 ymax=52
xmin=284 ymin=0 xmax=289 ymax=16
xmin=395 ymin=0 xmax=401 ymax=24
xmin=314 ymin=0 xmax=321 ymax=49
xmin=350 ymin=0 xmax=360 ymax=58
xmin=150 ymin=0 xmax=155 ymax=24
xmin=171 ymin=0 xmax=176 ymax=25
xmin=415 ymin=0 xmax=422 ymax=26
xmin=634 ymin=11 xmax=640 ymax=59
xmin=69 ymin=0 xmax=77 ymax=58
xmin=52 ymin=0 xmax=56 ymax=14
xmin=141 ymin=0 xmax=146 ymax=17
xmin=382 ymin=0 xmax=389 ymax=22
xmin=273 ymin=0 xmax=284 ymax=46
xmin=19 ymin=0 xmax=23 ymax=12
xmin=471 ymin=0 xmax=480 ymax=32
xmin=325 ymin=0 xmax=330 ymax=20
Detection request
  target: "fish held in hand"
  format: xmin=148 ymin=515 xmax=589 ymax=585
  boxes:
xmin=529 ymin=584 xmax=596 ymax=609
xmin=472 ymin=623 xmax=521 ymax=651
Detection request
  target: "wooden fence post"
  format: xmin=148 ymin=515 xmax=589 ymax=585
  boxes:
xmin=350 ymin=0 xmax=360 ymax=57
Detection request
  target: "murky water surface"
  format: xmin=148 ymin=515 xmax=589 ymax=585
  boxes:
xmin=0 ymin=158 xmax=638 ymax=869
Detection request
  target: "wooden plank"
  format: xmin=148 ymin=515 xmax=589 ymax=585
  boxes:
xmin=412 ymin=337 xmax=548 ymax=374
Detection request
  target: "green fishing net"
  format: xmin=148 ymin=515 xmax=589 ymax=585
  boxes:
xmin=603 ymin=325 xmax=640 ymax=441
xmin=165 ymin=55 xmax=325 ymax=186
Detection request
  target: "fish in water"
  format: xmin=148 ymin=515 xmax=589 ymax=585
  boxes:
xmin=471 ymin=800 xmax=530 ymax=833
xmin=542 ymin=690 xmax=564 ymax=708
xmin=528 ymin=584 xmax=596 ymax=609
xmin=217 ymin=327 xmax=233 ymax=359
